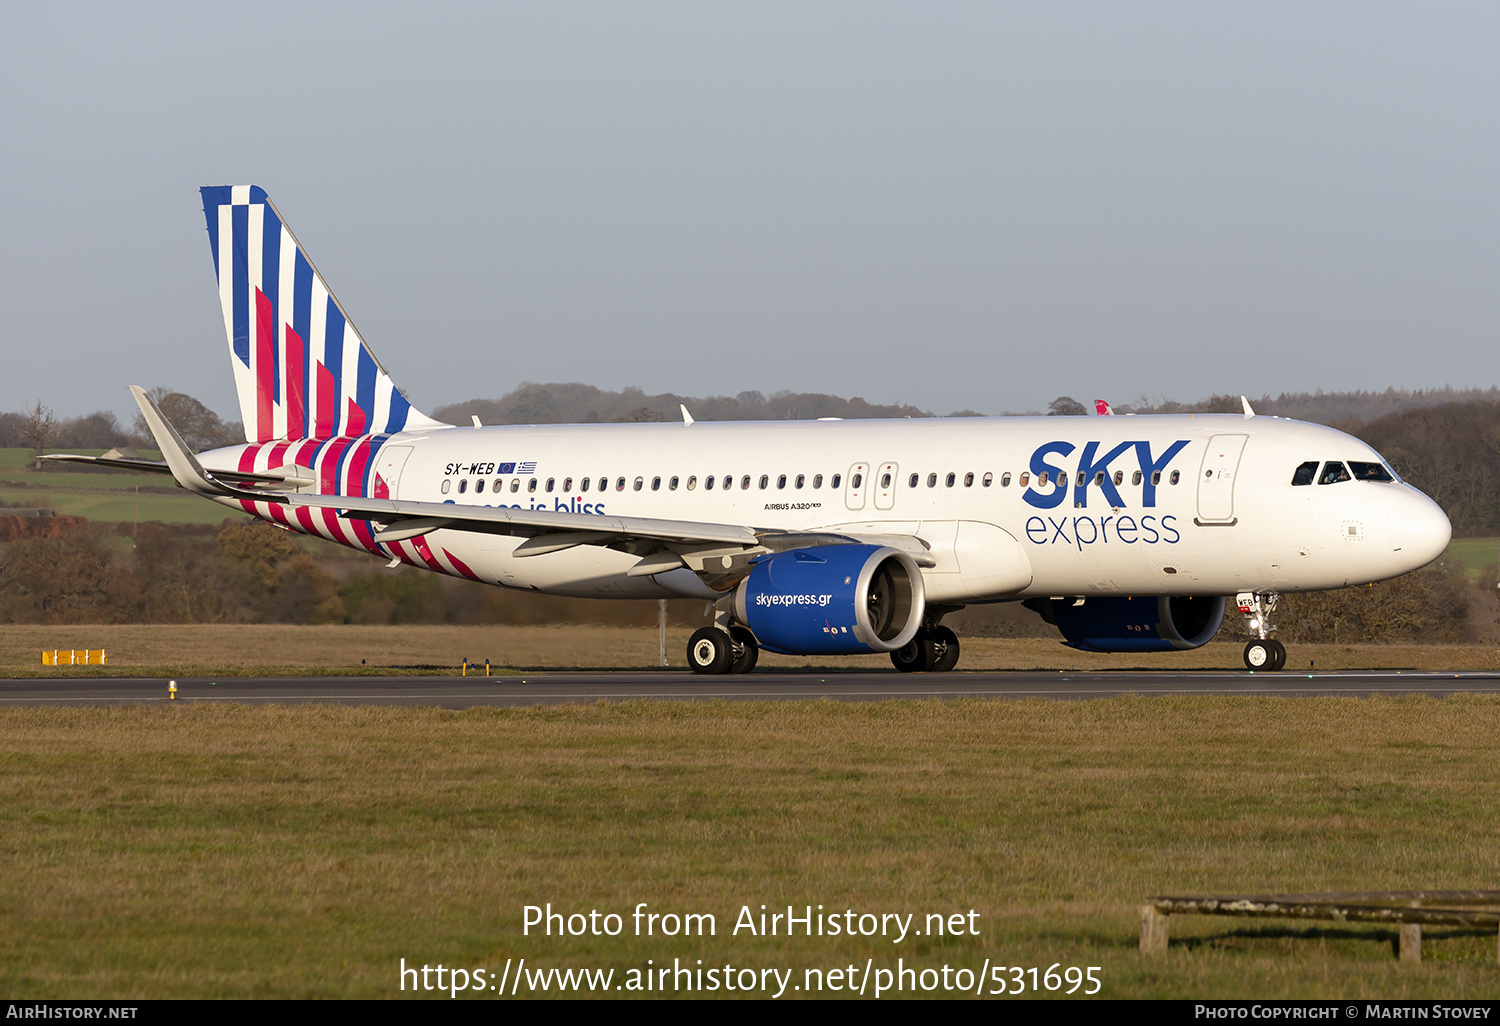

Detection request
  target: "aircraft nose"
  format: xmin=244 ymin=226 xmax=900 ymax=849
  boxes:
xmin=1387 ymin=488 xmax=1451 ymax=571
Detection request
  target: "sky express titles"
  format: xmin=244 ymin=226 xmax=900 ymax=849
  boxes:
xmin=1021 ymin=439 xmax=1190 ymax=550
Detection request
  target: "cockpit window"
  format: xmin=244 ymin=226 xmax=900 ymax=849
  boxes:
xmin=1318 ymin=461 xmax=1351 ymax=485
xmin=1291 ymin=461 xmax=1318 ymax=486
xmin=1348 ymin=461 xmax=1395 ymax=482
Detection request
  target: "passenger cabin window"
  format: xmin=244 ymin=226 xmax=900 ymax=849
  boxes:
xmin=705 ymin=476 xmax=714 ymax=490
xmin=946 ymin=473 xmax=956 ymax=487
xmin=1291 ymin=461 xmax=1319 ymax=486
xmin=581 ymin=478 xmax=590 ymax=491
xmin=831 ymin=474 xmax=841 ymax=489
xmin=777 ymin=475 xmax=787 ymax=489
xmin=908 ymin=473 xmax=919 ymax=488
xmin=1132 ymin=471 xmax=1142 ymax=486
xmin=441 ymin=479 xmax=451 ymax=494
xmin=982 ymin=472 xmax=992 ymax=487
xmin=851 ymin=473 xmax=862 ymax=488
xmin=528 ymin=479 xmax=538 ymax=493
xmin=964 ymin=472 xmax=974 ymax=487
xmin=1112 ymin=471 xmax=1123 ymax=486
xmin=1150 ymin=471 xmax=1160 ymax=486
xmin=759 ymin=475 xmax=769 ymax=489
xmin=814 ymin=474 xmax=824 ymax=488
xmin=723 ymin=475 xmax=733 ymax=490
xmin=617 ymin=477 xmax=626 ymax=491
xmin=1000 ymin=472 xmax=1011 ymax=487
xmin=475 ymin=479 xmax=485 ymax=493
xmin=511 ymin=480 xmax=521 ymax=493
xmin=1038 ymin=471 xmax=1049 ymax=486
xmin=1019 ymin=472 xmax=1030 ymax=487
xmin=1319 ymin=462 xmax=1351 ymax=485
xmin=685 ymin=476 xmax=695 ymax=490
xmin=927 ymin=473 xmax=937 ymax=488
xmin=562 ymin=477 xmax=573 ymax=492
xmin=741 ymin=475 xmax=752 ymax=490
xmin=458 ymin=479 xmax=468 ymax=494
xmin=1169 ymin=471 xmax=1180 ymax=485
xmin=1348 ymin=461 xmax=1395 ymax=482
xmin=633 ymin=477 xmax=643 ymax=491
xmin=795 ymin=474 xmax=805 ymax=489
xmin=546 ymin=478 xmax=555 ymax=493
xmin=880 ymin=473 xmax=892 ymax=488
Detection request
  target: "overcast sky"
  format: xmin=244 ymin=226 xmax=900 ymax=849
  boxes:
xmin=3 ymin=2 xmax=1497 ymax=424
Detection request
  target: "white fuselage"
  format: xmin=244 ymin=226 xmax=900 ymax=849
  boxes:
xmin=201 ymin=413 xmax=1451 ymax=605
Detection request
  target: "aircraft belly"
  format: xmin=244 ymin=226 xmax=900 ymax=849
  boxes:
xmin=467 ymin=539 xmax=710 ymax=598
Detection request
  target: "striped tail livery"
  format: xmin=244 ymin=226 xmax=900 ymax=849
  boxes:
xmin=200 ymin=185 xmax=441 ymax=443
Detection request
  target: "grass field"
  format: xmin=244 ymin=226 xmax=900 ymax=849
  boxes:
xmin=5 ymin=623 xmax=1500 ymax=676
xmin=2 ymin=698 xmax=1498 ymax=999
xmin=0 ymin=447 xmax=249 ymax=525
xmin=1445 ymin=537 xmax=1500 ymax=580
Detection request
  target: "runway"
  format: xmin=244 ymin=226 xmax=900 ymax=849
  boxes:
xmin=3 ymin=669 xmax=1500 ymax=707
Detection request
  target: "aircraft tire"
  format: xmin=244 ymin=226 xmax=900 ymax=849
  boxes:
xmin=728 ymin=626 xmax=759 ymax=675
xmin=687 ymin=627 xmax=733 ymax=674
xmin=930 ymin=626 xmax=961 ymax=673
xmin=1243 ymin=639 xmax=1276 ymax=671
xmin=890 ymin=632 xmax=937 ymax=673
xmin=1267 ymin=639 xmax=1287 ymax=672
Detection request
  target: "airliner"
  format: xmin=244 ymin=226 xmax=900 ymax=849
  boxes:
xmin=52 ymin=186 xmax=1453 ymax=674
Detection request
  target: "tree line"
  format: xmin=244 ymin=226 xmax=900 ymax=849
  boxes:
xmin=1 ymin=391 xmax=240 ymax=455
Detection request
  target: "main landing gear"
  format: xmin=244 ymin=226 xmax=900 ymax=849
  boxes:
xmin=686 ymin=620 xmax=966 ymax=674
xmin=686 ymin=625 xmax=759 ymax=675
xmin=890 ymin=624 xmax=960 ymax=673
xmin=1237 ymin=591 xmax=1286 ymax=671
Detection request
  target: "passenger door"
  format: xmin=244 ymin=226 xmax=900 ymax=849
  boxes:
xmin=1197 ymin=434 xmax=1247 ymax=524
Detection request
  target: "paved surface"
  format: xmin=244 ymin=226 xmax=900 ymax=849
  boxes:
xmin=2 ymin=670 xmax=1499 ymax=707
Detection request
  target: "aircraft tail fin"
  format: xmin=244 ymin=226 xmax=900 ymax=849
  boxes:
xmin=200 ymin=186 xmax=444 ymax=443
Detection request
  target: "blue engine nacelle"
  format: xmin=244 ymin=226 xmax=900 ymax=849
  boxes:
xmin=1027 ymin=595 xmax=1226 ymax=652
xmin=732 ymin=545 xmax=925 ymax=655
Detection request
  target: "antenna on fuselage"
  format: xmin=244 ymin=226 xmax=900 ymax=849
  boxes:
xmin=1241 ymin=396 xmax=1255 ymax=419
xmin=680 ymin=404 xmax=695 ymax=426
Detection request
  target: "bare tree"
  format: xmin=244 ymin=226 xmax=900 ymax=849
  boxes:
xmin=19 ymin=401 xmax=55 ymax=464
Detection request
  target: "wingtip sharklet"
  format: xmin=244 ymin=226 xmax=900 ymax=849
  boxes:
xmin=128 ymin=385 xmax=285 ymax=502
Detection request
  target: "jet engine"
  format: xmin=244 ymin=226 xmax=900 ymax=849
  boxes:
xmin=1026 ymin=595 xmax=1226 ymax=652
xmin=733 ymin=545 xmax=925 ymax=655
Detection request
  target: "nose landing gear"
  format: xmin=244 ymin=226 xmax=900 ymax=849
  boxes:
xmin=1237 ymin=591 xmax=1285 ymax=671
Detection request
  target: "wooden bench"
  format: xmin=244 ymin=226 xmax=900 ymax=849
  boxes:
xmin=1140 ymin=891 xmax=1500 ymax=963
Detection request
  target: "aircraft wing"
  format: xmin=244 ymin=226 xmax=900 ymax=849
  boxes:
xmin=289 ymin=492 xmax=935 ymax=579
xmin=40 ymin=453 xmax=313 ymax=486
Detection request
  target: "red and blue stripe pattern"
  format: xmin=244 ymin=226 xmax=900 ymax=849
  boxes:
xmin=201 ymin=186 xmax=440 ymax=444
xmin=226 ymin=434 xmax=480 ymax=582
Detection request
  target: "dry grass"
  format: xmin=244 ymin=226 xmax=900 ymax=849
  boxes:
xmin=3 ymin=698 xmax=1500 ymax=998
xmin=4 ymin=623 xmax=1500 ymax=676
